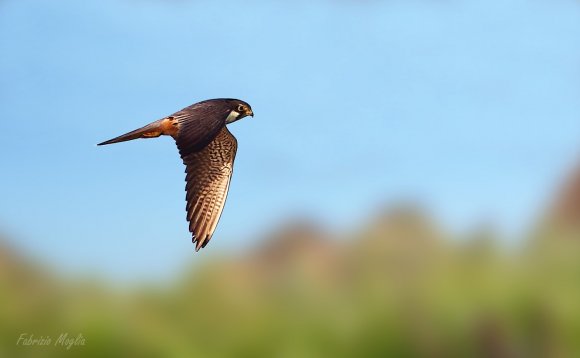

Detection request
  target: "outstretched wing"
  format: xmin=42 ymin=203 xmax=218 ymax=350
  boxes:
xmin=180 ymin=127 xmax=238 ymax=251
xmin=173 ymin=99 xmax=232 ymax=156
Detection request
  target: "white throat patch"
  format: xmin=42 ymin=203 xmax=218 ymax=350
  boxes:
xmin=226 ymin=110 xmax=240 ymax=124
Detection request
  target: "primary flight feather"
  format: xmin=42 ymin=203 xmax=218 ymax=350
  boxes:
xmin=98 ymin=98 xmax=253 ymax=251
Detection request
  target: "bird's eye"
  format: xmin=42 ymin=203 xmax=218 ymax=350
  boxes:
xmin=237 ymin=104 xmax=245 ymax=112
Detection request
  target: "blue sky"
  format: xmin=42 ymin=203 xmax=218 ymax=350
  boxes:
xmin=0 ymin=0 xmax=579 ymax=281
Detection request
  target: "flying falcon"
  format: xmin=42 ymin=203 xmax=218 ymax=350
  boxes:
xmin=98 ymin=98 xmax=253 ymax=251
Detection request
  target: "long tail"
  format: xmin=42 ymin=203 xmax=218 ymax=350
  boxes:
xmin=98 ymin=119 xmax=167 ymax=146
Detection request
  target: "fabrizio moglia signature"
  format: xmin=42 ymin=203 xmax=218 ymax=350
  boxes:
xmin=16 ymin=333 xmax=86 ymax=350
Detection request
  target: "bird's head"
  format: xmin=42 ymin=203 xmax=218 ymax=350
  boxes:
xmin=225 ymin=99 xmax=254 ymax=124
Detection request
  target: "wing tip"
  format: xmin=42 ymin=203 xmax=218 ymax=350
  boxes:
xmin=193 ymin=236 xmax=203 ymax=252
xmin=192 ymin=235 xmax=212 ymax=252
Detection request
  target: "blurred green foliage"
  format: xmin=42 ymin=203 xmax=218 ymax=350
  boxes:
xmin=1 ymin=208 xmax=580 ymax=357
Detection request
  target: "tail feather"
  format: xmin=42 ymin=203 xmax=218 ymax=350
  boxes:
xmin=98 ymin=119 xmax=165 ymax=146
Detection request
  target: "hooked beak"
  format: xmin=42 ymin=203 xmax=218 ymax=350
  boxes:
xmin=247 ymin=109 xmax=254 ymax=117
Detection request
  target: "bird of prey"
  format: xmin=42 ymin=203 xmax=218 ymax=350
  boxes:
xmin=98 ymin=98 xmax=253 ymax=251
